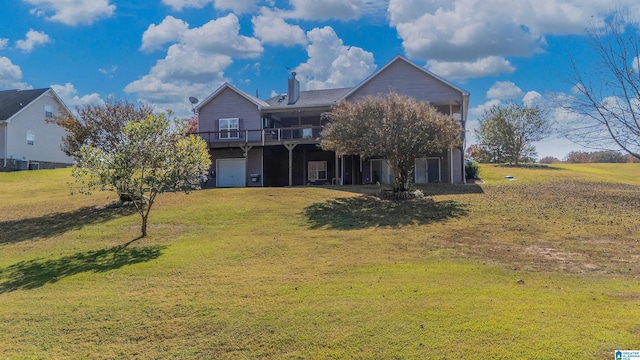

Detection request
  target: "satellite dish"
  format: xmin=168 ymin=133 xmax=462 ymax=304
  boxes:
xmin=189 ymin=96 xmax=199 ymax=104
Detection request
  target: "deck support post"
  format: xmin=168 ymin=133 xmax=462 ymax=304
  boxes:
xmin=240 ymin=145 xmax=253 ymax=186
xmin=284 ymin=143 xmax=297 ymax=187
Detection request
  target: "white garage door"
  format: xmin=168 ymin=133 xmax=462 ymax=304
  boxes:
xmin=217 ymin=158 xmax=246 ymax=187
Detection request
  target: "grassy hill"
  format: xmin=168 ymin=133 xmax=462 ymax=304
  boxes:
xmin=1 ymin=164 xmax=640 ymax=358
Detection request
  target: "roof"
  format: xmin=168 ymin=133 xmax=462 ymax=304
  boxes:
xmin=197 ymin=82 xmax=269 ymax=111
xmin=264 ymin=87 xmax=352 ymax=109
xmin=340 ymin=55 xmax=470 ymax=100
xmin=0 ymin=88 xmax=49 ymax=121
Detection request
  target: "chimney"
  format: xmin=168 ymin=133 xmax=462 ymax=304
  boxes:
xmin=287 ymin=71 xmax=300 ymax=105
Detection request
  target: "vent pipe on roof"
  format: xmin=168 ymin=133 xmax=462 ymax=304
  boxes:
xmin=287 ymin=72 xmax=300 ymax=105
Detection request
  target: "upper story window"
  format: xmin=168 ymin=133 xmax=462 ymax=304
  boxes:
xmin=27 ymin=131 xmax=35 ymax=145
xmin=219 ymin=118 xmax=239 ymax=139
xmin=44 ymin=105 xmax=53 ymax=119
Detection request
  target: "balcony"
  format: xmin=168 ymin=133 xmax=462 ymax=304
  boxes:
xmin=196 ymin=126 xmax=323 ymax=148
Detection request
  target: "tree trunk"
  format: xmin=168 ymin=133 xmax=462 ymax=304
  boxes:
xmin=141 ymin=214 xmax=148 ymax=238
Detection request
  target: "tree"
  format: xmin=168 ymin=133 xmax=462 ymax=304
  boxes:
xmin=564 ymin=151 xmax=591 ymax=163
xmin=539 ymin=156 xmax=560 ymax=164
xmin=590 ymin=150 xmax=626 ymax=163
xmin=560 ymin=10 xmax=640 ymax=160
xmin=321 ymin=93 xmax=461 ymax=193
xmin=476 ymin=103 xmax=550 ymax=164
xmin=50 ymin=99 xmax=154 ymax=202
xmin=465 ymin=144 xmax=493 ymax=163
xmin=71 ymin=112 xmax=211 ymax=238
xmin=49 ymin=98 xmax=154 ymax=156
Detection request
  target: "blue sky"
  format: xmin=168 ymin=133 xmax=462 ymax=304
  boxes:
xmin=2 ymin=0 xmax=639 ymax=160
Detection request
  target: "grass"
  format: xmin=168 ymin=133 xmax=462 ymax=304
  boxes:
xmin=1 ymin=164 xmax=640 ymax=358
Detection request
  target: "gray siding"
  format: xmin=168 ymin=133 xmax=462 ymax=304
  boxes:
xmin=0 ymin=123 xmax=5 ymax=159
xmin=452 ymin=147 xmax=464 ymax=184
xmin=199 ymin=88 xmax=262 ymax=142
xmin=346 ymin=60 xmax=463 ymax=104
xmin=208 ymin=147 xmax=263 ymax=187
xmin=6 ymin=92 xmax=71 ymax=164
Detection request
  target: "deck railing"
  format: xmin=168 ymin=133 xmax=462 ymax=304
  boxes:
xmin=195 ymin=126 xmax=323 ymax=147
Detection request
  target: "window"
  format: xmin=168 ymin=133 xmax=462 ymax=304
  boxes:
xmin=308 ymin=161 xmax=327 ymax=181
xmin=26 ymin=131 xmax=34 ymax=145
xmin=219 ymin=118 xmax=239 ymax=139
xmin=45 ymin=105 xmax=53 ymax=119
xmin=302 ymin=128 xmax=313 ymax=139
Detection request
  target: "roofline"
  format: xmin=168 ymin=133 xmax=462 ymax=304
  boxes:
xmin=340 ymin=55 xmax=470 ymax=100
xmin=262 ymin=103 xmax=339 ymax=112
xmin=196 ymin=83 xmax=267 ymax=111
xmin=6 ymin=88 xmax=72 ymax=122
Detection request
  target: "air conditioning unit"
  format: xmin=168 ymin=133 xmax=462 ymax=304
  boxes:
xmin=29 ymin=162 xmax=40 ymax=170
xmin=15 ymin=160 xmax=29 ymax=171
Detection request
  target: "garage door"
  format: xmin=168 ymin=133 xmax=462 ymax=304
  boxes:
xmin=217 ymin=158 xmax=246 ymax=187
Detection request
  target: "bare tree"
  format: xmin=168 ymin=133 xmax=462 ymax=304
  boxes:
xmin=559 ymin=10 xmax=640 ymax=159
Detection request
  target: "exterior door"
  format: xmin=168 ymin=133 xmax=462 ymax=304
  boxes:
xmin=370 ymin=159 xmax=392 ymax=184
xmin=217 ymin=158 xmax=246 ymax=187
xmin=415 ymin=158 xmax=441 ymax=183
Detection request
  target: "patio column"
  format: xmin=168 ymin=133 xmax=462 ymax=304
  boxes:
xmin=240 ymin=145 xmax=253 ymax=186
xmin=284 ymin=143 xmax=297 ymax=186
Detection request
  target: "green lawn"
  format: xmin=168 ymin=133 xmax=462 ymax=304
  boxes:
xmin=1 ymin=164 xmax=640 ymax=358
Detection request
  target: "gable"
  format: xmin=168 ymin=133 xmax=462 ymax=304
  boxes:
xmin=198 ymin=86 xmax=262 ymax=133
xmin=0 ymin=88 xmax=49 ymax=121
xmin=345 ymin=58 xmax=464 ymax=104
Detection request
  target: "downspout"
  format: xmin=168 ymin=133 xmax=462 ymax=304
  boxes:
xmin=449 ymin=148 xmax=454 ymax=184
xmin=1 ymin=121 xmax=7 ymax=168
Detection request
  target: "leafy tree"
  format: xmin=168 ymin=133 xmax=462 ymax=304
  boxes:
xmin=49 ymin=98 xmax=154 ymax=156
xmin=465 ymin=144 xmax=493 ymax=163
xmin=538 ymin=156 xmax=560 ymax=164
xmin=72 ymin=112 xmax=211 ymax=238
xmin=50 ymin=99 xmax=154 ymax=202
xmin=559 ymin=10 xmax=640 ymax=160
xmin=476 ymin=103 xmax=550 ymax=164
xmin=321 ymin=93 xmax=461 ymax=193
xmin=186 ymin=115 xmax=198 ymax=134
xmin=590 ymin=150 xmax=626 ymax=163
xmin=564 ymin=151 xmax=591 ymax=163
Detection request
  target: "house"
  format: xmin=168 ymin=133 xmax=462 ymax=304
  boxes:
xmin=196 ymin=55 xmax=469 ymax=188
xmin=0 ymin=88 xmax=73 ymax=171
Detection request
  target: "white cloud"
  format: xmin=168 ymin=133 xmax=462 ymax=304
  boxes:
xmin=252 ymin=9 xmax=307 ymax=47
xmin=162 ymin=0 xmax=259 ymax=12
xmin=427 ymin=56 xmax=515 ymax=79
xmin=0 ymin=38 xmax=8 ymax=50
xmin=214 ymin=0 xmax=259 ymax=13
xmin=140 ymin=16 xmax=190 ymax=52
xmin=523 ymin=91 xmax=543 ymax=107
xmin=486 ymin=81 xmax=524 ymax=100
xmin=0 ymin=57 xmax=31 ymax=89
xmin=98 ymin=65 xmax=117 ymax=76
xmin=15 ymin=29 xmax=51 ymax=53
xmin=127 ymin=14 xmax=262 ymax=116
xmin=24 ymin=0 xmax=115 ymax=26
xmin=294 ymin=26 xmax=376 ymax=90
xmin=51 ymin=83 xmax=104 ymax=109
xmin=469 ymin=99 xmax=502 ymax=117
xmin=286 ymin=0 xmax=365 ymax=20
xmin=161 ymin=0 xmax=212 ymax=11
xmin=388 ymin=0 xmax=640 ymax=78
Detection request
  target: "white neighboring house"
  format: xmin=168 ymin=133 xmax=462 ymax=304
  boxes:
xmin=0 ymin=88 xmax=73 ymax=171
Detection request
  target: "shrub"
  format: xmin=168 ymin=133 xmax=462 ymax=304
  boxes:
xmin=465 ymin=161 xmax=481 ymax=180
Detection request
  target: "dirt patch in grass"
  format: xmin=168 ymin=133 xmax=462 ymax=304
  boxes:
xmin=439 ymin=180 xmax=640 ymax=276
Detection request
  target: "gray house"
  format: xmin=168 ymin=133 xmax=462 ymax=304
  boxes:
xmin=196 ymin=55 xmax=469 ymax=187
xmin=0 ymin=88 xmax=72 ymax=171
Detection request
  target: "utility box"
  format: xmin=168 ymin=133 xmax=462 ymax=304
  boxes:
xmin=15 ymin=160 xmax=29 ymax=171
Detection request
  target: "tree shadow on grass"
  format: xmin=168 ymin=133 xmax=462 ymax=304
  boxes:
xmin=0 ymin=244 xmax=165 ymax=293
xmin=0 ymin=205 xmax=137 ymax=245
xmin=305 ymin=196 xmax=469 ymax=230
